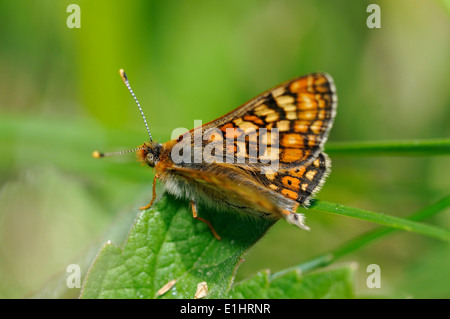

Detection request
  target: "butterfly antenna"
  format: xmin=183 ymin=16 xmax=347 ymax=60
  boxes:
xmin=92 ymin=147 xmax=145 ymax=159
xmin=119 ymin=69 xmax=153 ymax=142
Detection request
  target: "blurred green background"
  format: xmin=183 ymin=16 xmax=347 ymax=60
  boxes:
xmin=0 ymin=0 xmax=449 ymax=298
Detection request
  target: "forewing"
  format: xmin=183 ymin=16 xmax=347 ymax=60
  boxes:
xmin=176 ymin=73 xmax=337 ymax=169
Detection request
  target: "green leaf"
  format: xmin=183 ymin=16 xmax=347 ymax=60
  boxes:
xmin=79 ymin=192 xmax=449 ymax=299
xmin=229 ymin=264 xmax=355 ymax=299
xmin=80 ymin=193 xmax=274 ymax=299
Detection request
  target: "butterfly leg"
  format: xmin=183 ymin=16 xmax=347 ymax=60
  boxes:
xmin=140 ymin=175 xmax=158 ymax=210
xmin=281 ymin=204 xmax=310 ymax=231
xmin=191 ymin=200 xmax=221 ymax=240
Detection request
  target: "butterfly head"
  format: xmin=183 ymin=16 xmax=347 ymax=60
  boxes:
xmin=137 ymin=141 xmax=162 ymax=167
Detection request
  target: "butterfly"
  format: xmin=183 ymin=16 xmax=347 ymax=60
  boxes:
xmin=94 ymin=70 xmax=337 ymax=240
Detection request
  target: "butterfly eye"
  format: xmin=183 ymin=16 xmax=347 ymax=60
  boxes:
xmin=147 ymin=153 xmax=154 ymax=163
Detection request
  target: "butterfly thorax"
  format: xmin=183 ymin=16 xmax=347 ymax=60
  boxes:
xmin=137 ymin=141 xmax=163 ymax=167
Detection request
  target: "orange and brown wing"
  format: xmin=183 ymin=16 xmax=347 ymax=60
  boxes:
xmin=176 ymin=73 xmax=336 ymax=168
xmin=257 ymin=152 xmax=331 ymax=206
xmin=170 ymin=74 xmax=336 ymax=207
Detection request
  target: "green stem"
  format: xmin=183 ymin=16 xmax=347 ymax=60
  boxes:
xmin=309 ymin=199 xmax=450 ymax=242
xmin=331 ymin=195 xmax=450 ymax=259
xmin=271 ymin=195 xmax=450 ymax=278
xmin=325 ymin=138 xmax=450 ymax=156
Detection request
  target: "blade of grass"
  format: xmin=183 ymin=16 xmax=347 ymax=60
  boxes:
xmin=308 ymin=199 xmax=450 ymax=242
xmin=272 ymin=195 xmax=450 ymax=278
xmin=325 ymin=138 xmax=450 ymax=156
